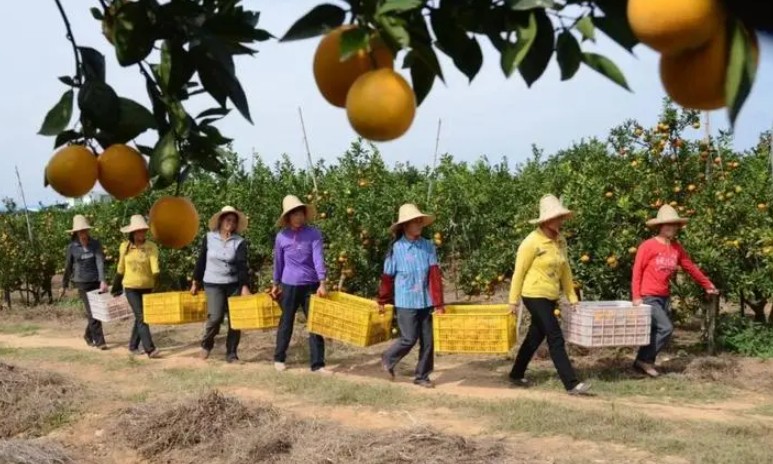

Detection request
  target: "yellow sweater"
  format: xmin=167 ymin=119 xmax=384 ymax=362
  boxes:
xmin=117 ymin=241 xmax=159 ymax=289
xmin=508 ymin=229 xmax=578 ymax=304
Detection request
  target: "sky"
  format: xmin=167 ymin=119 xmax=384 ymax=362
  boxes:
xmin=1 ymin=1 xmax=772 ymax=206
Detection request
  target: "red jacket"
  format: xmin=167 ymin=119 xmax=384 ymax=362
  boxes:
xmin=632 ymin=238 xmax=714 ymax=300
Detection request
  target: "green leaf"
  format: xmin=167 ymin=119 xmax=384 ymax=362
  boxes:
xmin=113 ymin=1 xmax=156 ymax=66
xmin=149 ymin=131 xmax=180 ymax=182
xmin=404 ymin=50 xmax=436 ymax=106
xmin=54 ymin=130 xmax=82 ymax=149
xmin=340 ymin=27 xmax=369 ymax=61
xmin=500 ymin=12 xmax=537 ymax=77
xmin=581 ymin=52 xmax=630 ymax=90
xmin=38 ymin=90 xmax=74 ymax=136
xmin=78 ymin=81 xmax=120 ymax=130
xmin=376 ymin=14 xmax=411 ymax=48
xmin=197 ymin=108 xmax=231 ymax=119
xmin=556 ymin=32 xmax=581 ymax=80
xmin=78 ymin=47 xmax=105 ymax=82
xmin=518 ymin=10 xmax=554 ymax=86
xmin=90 ymin=7 xmax=104 ymax=20
xmin=376 ymin=0 xmax=423 ymax=15
xmin=576 ymin=17 xmax=595 ymax=41
xmin=58 ymin=76 xmax=77 ymax=87
xmin=117 ymin=98 xmax=157 ymax=138
xmin=169 ymin=101 xmax=191 ymax=138
xmin=506 ymin=0 xmax=555 ymax=11
xmin=725 ymin=20 xmax=758 ymax=127
xmin=201 ymin=125 xmax=233 ymax=145
xmin=430 ymin=9 xmax=483 ymax=82
xmin=280 ymin=4 xmax=346 ymax=41
xmin=192 ymin=43 xmax=253 ymax=123
xmin=592 ymin=0 xmax=638 ymax=52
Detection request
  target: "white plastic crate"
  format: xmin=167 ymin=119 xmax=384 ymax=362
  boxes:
xmin=87 ymin=290 xmax=133 ymax=322
xmin=562 ymin=301 xmax=652 ymax=348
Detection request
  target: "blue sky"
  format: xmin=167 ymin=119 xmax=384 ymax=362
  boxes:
xmin=2 ymin=0 xmax=771 ymax=206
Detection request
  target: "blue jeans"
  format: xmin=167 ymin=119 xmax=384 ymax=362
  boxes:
xmin=274 ymin=283 xmax=325 ymax=370
xmin=636 ymin=296 xmax=673 ymax=364
xmin=126 ymin=288 xmax=155 ymax=354
xmin=201 ymin=283 xmax=241 ymax=359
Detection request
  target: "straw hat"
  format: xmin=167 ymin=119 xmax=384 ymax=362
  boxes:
xmin=120 ymin=215 xmax=150 ymax=234
xmin=209 ymin=206 xmax=248 ymax=233
xmin=390 ymin=204 xmax=435 ymax=233
xmin=646 ymin=204 xmax=688 ymax=227
xmin=529 ymin=194 xmax=573 ymax=224
xmin=277 ymin=195 xmax=317 ymax=227
xmin=67 ymin=215 xmax=92 ymax=233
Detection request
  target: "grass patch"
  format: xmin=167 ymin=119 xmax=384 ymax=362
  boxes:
xmin=749 ymin=404 xmax=773 ymax=417
xmin=0 ymin=323 xmax=40 ymax=336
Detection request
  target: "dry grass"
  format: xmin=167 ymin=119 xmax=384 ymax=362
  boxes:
xmin=0 ymin=363 xmax=77 ymax=438
xmin=0 ymin=439 xmax=74 ymax=464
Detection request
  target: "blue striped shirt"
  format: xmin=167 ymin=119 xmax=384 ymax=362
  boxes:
xmin=384 ymin=236 xmax=438 ymax=310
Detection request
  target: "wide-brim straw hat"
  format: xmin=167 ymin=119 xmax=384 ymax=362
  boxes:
xmin=277 ymin=195 xmax=317 ymax=227
xmin=529 ymin=194 xmax=573 ymax=224
xmin=209 ymin=206 xmax=248 ymax=233
xmin=67 ymin=215 xmax=92 ymax=233
xmin=646 ymin=205 xmax=689 ymax=227
xmin=390 ymin=204 xmax=435 ymax=233
xmin=120 ymin=215 xmax=150 ymax=234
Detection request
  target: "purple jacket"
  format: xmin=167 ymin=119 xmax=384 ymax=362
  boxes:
xmin=273 ymin=226 xmax=327 ymax=286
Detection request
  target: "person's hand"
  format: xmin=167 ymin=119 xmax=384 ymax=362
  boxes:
xmin=509 ymin=303 xmax=519 ymax=315
xmin=317 ymin=282 xmax=328 ymax=298
xmin=435 ymin=306 xmax=445 ymax=315
xmin=241 ymin=286 xmax=251 ymax=297
xmin=270 ymin=285 xmax=282 ymax=301
xmin=707 ymin=286 xmax=719 ymax=295
xmin=632 ymin=299 xmax=643 ymax=306
xmin=377 ymin=303 xmax=386 ymax=315
xmin=190 ymin=281 xmax=198 ymax=295
xmin=99 ymin=281 xmax=108 ymax=293
xmin=570 ymin=303 xmax=579 ymax=312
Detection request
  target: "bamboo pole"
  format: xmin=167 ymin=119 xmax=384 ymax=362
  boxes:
xmin=298 ymin=107 xmax=319 ymax=197
xmin=426 ymin=119 xmax=443 ymax=205
xmin=14 ymin=166 xmax=34 ymax=242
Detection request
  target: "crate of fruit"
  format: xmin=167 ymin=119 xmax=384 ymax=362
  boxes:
xmin=308 ymin=292 xmax=394 ymax=347
xmin=433 ymin=304 xmax=516 ymax=354
xmin=87 ymin=290 xmax=132 ymax=322
xmin=142 ymin=292 xmax=208 ymax=325
xmin=562 ymin=301 xmax=652 ymax=348
xmin=228 ymin=293 xmax=281 ymax=330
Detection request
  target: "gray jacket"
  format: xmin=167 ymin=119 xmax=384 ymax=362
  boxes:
xmin=193 ymin=232 xmax=250 ymax=286
xmin=63 ymin=238 xmax=106 ymax=287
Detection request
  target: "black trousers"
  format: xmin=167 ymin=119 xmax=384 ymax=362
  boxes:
xmin=383 ymin=308 xmax=434 ymax=381
xmin=76 ymin=281 xmax=105 ymax=347
xmin=510 ymin=297 xmax=579 ymax=390
xmin=125 ymin=288 xmax=155 ymax=354
xmin=201 ymin=283 xmax=241 ymax=359
xmin=274 ymin=283 xmax=325 ymax=370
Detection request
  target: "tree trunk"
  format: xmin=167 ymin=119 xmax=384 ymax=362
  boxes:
xmin=704 ymin=294 xmax=720 ymax=355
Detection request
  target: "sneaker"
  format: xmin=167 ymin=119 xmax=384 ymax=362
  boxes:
xmin=413 ymin=378 xmax=435 ymax=389
xmin=381 ymin=359 xmax=395 ymax=380
xmin=226 ymin=355 xmax=240 ymax=364
xmin=568 ymin=382 xmax=592 ymax=396
xmin=312 ymin=367 xmax=333 ymax=375
xmin=274 ymin=362 xmax=287 ymax=372
xmin=146 ymin=349 xmax=161 ymax=359
xmin=84 ymin=336 xmax=95 ymax=347
xmin=508 ymin=377 xmax=531 ymax=388
xmin=198 ymin=349 xmax=211 ymax=360
xmin=633 ymin=360 xmax=660 ymax=378
xmin=95 ymin=344 xmax=108 ymax=351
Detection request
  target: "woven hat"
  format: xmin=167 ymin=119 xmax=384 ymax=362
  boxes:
xmin=209 ymin=206 xmax=248 ymax=233
xmin=647 ymin=205 xmax=688 ymax=227
xmin=67 ymin=215 xmax=92 ymax=233
xmin=390 ymin=204 xmax=435 ymax=233
xmin=120 ymin=215 xmax=150 ymax=234
xmin=277 ymin=195 xmax=317 ymax=227
xmin=529 ymin=194 xmax=573 ymax=224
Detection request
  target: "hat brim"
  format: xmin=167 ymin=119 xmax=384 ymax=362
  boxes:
xmin=67 ymin=226 xmax=91 ymax=233
xmin=210 ymin=210 xmax=249 ymax=233
xmin=390 ymin=214 xmax=435 ymax=233
xmin=529 ymin=210 xmax=573 ymax=225
xmin=277 ymin=204 xmax=317 ymax=228
xmin=120 ymin=225 xmax=150 ymax=234
xmin=646 ymin=218 xmax=689 ymax=227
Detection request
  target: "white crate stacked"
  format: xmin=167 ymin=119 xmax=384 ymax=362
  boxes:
xmin=87 ymin=290 xmax=133 ymax=322
xmin=563 ymin=301 xmax=652 ymax=348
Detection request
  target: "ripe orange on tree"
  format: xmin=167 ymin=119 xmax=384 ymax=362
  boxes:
xmin=149 ymin=196 xmax=200 ymax=249
xmin=45 ymin=145 xmax=98 ymax=198
xmin=627 ymin=0 xmax=725 ymax=54
xmin=97 ymin=144 xmax=149 ymax=200
xmin=346 ymin=68 xmax=416 ymax=142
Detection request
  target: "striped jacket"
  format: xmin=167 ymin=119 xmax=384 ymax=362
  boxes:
xmin=378 ymin=236 xmax=444 ymax=310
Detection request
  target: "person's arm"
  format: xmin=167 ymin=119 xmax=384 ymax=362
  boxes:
xmin=271 ymin=233 xmax=284 ymax=299
xmin=312 ymin=230 xmax=327 ymax=283
xmin=62 ymin=244 xmax=74 ymax=290
xmin=508 ymin=237 xmax=536 ymax=305
xmin=427 ymin=242 xmax=444 ymax=311
xmin=677 ymin=243 xmax=715 ymax=290
xmin=377 ymin=253 xmax=396 ymax=306
xmin=192 ymin=236 xmax=208 ymax=283
xmin=631 ymin=242 xmax=647 ymax=303
xmin=559 ymin=246 xmax=578 ymax=305
xmin=235 ymin=240 xmax=251 ymax=294
xmin=149 ymin=243 xmax=161 ymax=290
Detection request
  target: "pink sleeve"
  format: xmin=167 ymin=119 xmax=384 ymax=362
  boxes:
xmin=677 ymin=243 xmax=714 ymax=290
xmin=631 ymin=242 xmax=647 ymax=300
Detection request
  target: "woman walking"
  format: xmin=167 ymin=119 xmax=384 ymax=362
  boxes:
xmin=191 ymin=206 xmax=251 ymax=363
xmin=508 ymin=195 xmax=590 ymax=395
xmin=61 ymin=215 xmax=108 ymax=349
xmin=378 ymin=204 xmax=444 ymax=389
xmin=632 ymin=205 xmax=717 ymax=377
xmin=113 ymin=215 xmax=160 ymax=358
xmin=272 ymin=195 xmax=329 ymax=373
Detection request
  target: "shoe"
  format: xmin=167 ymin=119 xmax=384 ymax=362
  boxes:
xmin=312 ymin=367 xmax=333 ymax=375
xmin=226 ymin=355 xmax=240 ymax=364
xmin=129 ymin=349 xmax=142 ymax=356
xmin=633 ymin=360 xmax=660 ymax=378
xmin=413 ymin=379 xmax=435 ymax=389
xmin=508 ymin=377 xmax=531 ymax=388
xmin=274 ymin=362 xmax=287 ymax=372
xmin=95 ymin=344 xmax=108 ymax=351
xmin=84 ymin=336 xmax=95 ymax=347
xmin=381 ymin=359 xmax=395 ymax=380
xmin=198 ymin=349 xmax=211 ymax=360
xmin=568 ymin=382 xmax=592 ymax=396
xmin=146 ymin=349 xmax=161 ymax=359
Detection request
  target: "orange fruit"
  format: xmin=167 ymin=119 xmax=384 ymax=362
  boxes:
xmin=45 ymin=145 xmax=98 ymax=198
xmin=97 ymin=144 xmax=149 ymax=200
xmin=346 ymin=68 xmax=416 ymax=142
xmin=149 ymin=196 xmax=199 ymax=249
xmin=313 ymin=26 xmax=393 ymax=108
xmin=627 ymin=0 xmax=724 ymax=54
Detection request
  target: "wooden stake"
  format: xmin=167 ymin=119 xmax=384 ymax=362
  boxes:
xmin=298 ymin=107 xmax=319 ymax=197
xmin=426 ymin=119 xmax=443 ymax=205
xmin=14 ymin=165 xmax=34 ymax=242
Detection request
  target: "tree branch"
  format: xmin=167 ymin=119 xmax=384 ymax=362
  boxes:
xmin=53 ymin=0 xmax=82 ymax=84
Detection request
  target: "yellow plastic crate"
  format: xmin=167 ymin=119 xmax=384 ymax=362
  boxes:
xmin=308 ymin=292 xmax=394 ymax=347
xmin=142 ymin=292 xmax=207 ymax=325
xmin=433 ymin=305 xmax=516 ymax=354
xmin=228 ymin=293 xmax=281 ymax=330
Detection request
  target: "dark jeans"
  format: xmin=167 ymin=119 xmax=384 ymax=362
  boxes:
xmin=76 ymin=281 xmax=105 ymax=347
xmin=274 ymin=283 xmax=325 ymax=370
xmin=510 ymin=297 xmax=579 ymax=390
xmin=636 ymin=296 xmax=673 ymax=364
xmin=383 ymin=308 xmax=434 ymax=381
xmin=125 ymin=288 xmax=155 ymax=354
xmin=201 ymin=283 xmax=241 ymax=359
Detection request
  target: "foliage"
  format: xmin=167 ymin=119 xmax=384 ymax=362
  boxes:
xmin=718 ymin=314 xmax=773 ymax=358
